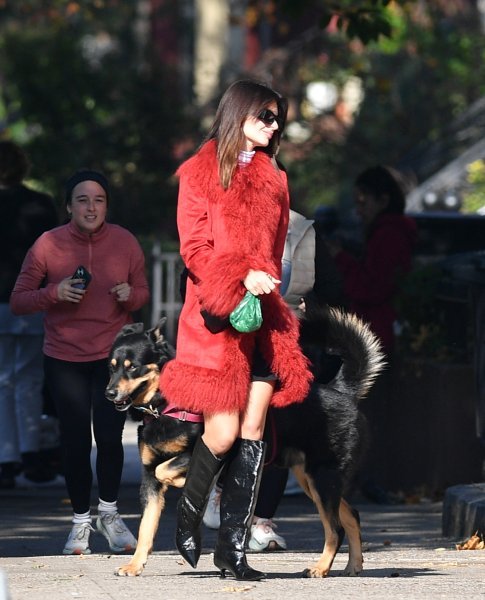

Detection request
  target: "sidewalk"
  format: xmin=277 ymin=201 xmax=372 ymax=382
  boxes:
xmin=1 ymin=421 xmax=484 ymax=600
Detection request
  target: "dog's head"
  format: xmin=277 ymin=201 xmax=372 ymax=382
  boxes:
xmin=105 ymin=318 xmax=174 ymax=412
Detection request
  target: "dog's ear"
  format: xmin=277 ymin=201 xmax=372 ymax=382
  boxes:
xmin=151 ymin=317 xmax=168 ymax=342
xmin=114 ymin=322 xmax=145 ymax=341
xmin=156 ymin=317 xmax=167 ymax=331
xmin=145 ymin=319 xmax=175 ymax=358
xmin=145 ymin=318 xmax=166 ymax=343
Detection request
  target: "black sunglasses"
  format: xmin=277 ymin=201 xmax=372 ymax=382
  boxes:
xmin=257 ymin=108 xmax=280 ymax=126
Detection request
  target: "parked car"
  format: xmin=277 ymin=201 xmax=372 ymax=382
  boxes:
xmin=409 ymin=211 xmax=485 ymax=260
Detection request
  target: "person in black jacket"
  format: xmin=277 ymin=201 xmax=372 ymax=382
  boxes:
xmin=0 ymin=141 xmax=58 ymax=488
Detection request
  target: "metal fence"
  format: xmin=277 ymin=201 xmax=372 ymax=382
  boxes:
xmin=150 ymin=242 xmax=184 ymax=344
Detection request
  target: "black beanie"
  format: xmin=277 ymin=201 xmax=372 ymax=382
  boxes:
xmin=65 ymin=169 xmax=110 ymax=206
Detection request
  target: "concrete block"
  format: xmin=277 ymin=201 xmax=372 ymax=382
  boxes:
xmin=442 ymin=483 xmax=485 ymax=538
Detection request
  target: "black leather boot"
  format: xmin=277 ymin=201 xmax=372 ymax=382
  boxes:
xmin=176 ymin=436 xmax=225 ymax=568
xmin=213 ymin=439 xmax=266 ymax=581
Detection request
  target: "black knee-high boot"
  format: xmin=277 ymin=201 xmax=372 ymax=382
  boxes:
xmin=213 ymin=439 xmax=266 ymax=581
xmin=176 ymin=436 xmax=226 ymax=568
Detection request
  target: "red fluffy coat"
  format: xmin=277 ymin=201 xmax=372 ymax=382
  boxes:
xmin=160 ymin=141 xmax=312 ymax=415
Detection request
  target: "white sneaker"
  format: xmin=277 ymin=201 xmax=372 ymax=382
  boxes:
xmin=203 ymin=484 xmax=221 ymax=529
xmin=248 ymin=518 xmax=287 ymax=552
xmin=63 ymin=522 xmax=94 ymax=555
xmin=96 ymin=512 xmax=137 ymax=553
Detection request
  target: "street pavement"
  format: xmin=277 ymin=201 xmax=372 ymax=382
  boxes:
xmin=1 ymin=420 xmax=484 ymax=600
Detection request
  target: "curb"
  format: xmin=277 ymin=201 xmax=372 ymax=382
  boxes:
xmin=442 ymin=483 xmax=485 ymax=538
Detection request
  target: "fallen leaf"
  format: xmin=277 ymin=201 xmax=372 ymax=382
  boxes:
xmin=220 ymin=586 xmax=254 ymax=593
xmin=456 ymin=532 xmax=485 ymax=551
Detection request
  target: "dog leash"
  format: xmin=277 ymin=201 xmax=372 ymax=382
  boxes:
xmin=140 ymin=402 xmax=275 ymax=461
xmin=137 ymin=402 xmax=203 ymax=423
xmin=161 ymin=402 xmax=204 ymax=423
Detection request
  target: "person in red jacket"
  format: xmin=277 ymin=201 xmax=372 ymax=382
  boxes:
xmin=160 ymin=80 xmax=312 ymax=581
xmin=328 ymin=165 xmax=417 ymax=354
xmin=327 ymin=165 xmax=416 ymax=503
xmin=10 ymin=170 xmax=150 ymax=555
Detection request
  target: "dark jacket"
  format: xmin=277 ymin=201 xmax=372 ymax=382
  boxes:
xmin=1 ymin=184 xmax=58 ymax=302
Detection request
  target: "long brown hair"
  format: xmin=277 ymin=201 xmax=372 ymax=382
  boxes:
xmin=205 ymin=80 xmax=288 ymax=189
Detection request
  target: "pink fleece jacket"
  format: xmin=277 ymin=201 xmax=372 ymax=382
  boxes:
xmin=10 ymin=221 xmax=150 ymax=362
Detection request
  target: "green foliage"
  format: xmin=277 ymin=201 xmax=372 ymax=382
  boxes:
xmin=2 ymin=0 xmax=485 ymax=245
xmin=276 ymin=0 xmax=397 ymax=44
xmin=335 ymin=3 xmax=485 ymax=208
xmin=268 ymin=2 xmax=485 ymax=216
xmin=281 ymin=141 xmax=344 ymax=212
xmin=0 ymin=2 xmax=195 ymax=240
xmin=462 ymin=160 xmax=485 ymax=213
xmin=394 ymin=263 xmax=450 ymax=360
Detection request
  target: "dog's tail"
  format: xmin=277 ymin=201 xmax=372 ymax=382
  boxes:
xmin=300 ymin=304 xmax=386 ymax=401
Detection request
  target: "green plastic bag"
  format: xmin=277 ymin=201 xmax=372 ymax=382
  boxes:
xmin=229 ymin=291 xmax=263 ymax=333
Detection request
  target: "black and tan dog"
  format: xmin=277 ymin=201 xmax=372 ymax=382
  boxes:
xmin=105 ymin=304 xmax=385 ymax=578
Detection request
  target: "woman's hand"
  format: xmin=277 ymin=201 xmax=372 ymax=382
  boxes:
xmin=110 ymin=282 xmax=131 ymax=302
xmin=243 ymin=269 xmax=281 ymax=296
xmin=57 ymin=277 xmax=86 ymax=303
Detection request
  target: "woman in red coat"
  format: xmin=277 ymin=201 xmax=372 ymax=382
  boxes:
xmin=160 ymin=80 xmax=312 ymax=581
xmin=327 ymin=165 xmax=416 ymax=503
xmin=329 ymin=166 xmax=417 ymax=354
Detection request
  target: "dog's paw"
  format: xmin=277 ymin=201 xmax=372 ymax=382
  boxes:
xmin=115 ymin=562 xmax=145 ymax=577
xmin=342 ymin=564 xmax=363 ymax=577
xmin=302 ymin=566 xmax=330 ymax=578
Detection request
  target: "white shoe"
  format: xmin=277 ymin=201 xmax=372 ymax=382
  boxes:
xmin=63 ymin=522 xmax=94 ymax=555
xmin=203 ymin=484 xmax=221 ymax=529
xmin=248 ymin=518 xmax=287 ymax=552
xmin=96 ymin=512 xmax=137 ymax=553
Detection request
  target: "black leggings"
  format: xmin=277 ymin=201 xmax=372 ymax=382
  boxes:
xmin=255 ymin=464 xmax=288 ymax=518
xmin=44 ymin=355 xmax=126 ymax=514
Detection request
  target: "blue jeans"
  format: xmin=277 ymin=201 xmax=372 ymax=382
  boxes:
xmin=0 ymin=333 xmax=44 ymax=463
